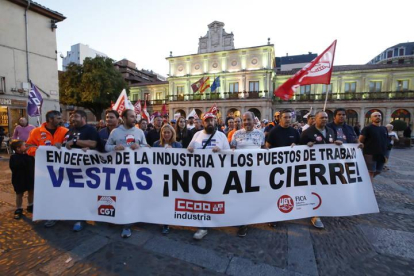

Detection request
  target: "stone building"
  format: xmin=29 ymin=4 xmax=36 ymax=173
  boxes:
xmin=130 ymin=21 xmax=414 ymax=129
xmin=274 ymin=64 xmax=414 ymax=128
xmin=130 ymin=21 xmax=275 ymax=121
xmin=0 ymin=0 xmax=65 ymax=135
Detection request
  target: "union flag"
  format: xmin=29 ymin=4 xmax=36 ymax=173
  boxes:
xmin=274 ymin=40 xmax=337 ymax=100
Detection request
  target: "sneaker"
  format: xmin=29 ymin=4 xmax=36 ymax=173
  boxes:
xmin=73 ymin=221 xmax=85 ymax=232
xmin=14 ymin=209 xmax=23 ymax=220
xmin=268 ymin=222 xmax=277 ymax=228
xmin=26 ymin=205 xmax=33 ymax=213
xmin=237 ymin=225 xmax=248 ymax=237
xmin=121 ymin=228 xmax=132 ymax=238
xmin=311 ymin=217 xmax=325 ymax=229
xmin=44 ymin=220 xmax=57 ymax=228
xmin=193 ymin=229 xmax=208 ymax=240
xmin=162 ymin=225 xmax=170 ymax=235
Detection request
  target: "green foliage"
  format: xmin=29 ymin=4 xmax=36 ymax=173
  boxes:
xmin=390 ymin=120 xmax=407 ymax=131
xmin=59 ymin=56 xmax=128 ymax=120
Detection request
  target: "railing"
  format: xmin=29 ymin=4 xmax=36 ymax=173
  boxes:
xmin=166 ymin=91 xmax=270 ymax=101
xmin=273 ymin=91 xmax=414 ymax=102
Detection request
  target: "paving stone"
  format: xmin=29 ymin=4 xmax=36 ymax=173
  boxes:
xmin=226 ymin=256 xmax=308 ymax=276
xmin=63 ymin=241 xmax=223 ymax=276
xmin=309 ymin=216 xmax=377 ymax=276
xmin=138 ymin=222 xmax=289 ymax=269
xmin=144 ymin=235 xmax=230 ymax=273
xmin=287 ymin=223 xmax=318 ymax=276
xmin=359 ymin=225 xmax=414 ymax=260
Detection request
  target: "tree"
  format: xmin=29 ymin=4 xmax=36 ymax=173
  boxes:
xmin=59 ymin=56 xmax=128 ymax=120
xmin=391 ymin=119 xmax=408 ymax=137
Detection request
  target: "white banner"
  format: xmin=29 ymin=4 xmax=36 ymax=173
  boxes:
xmin=33 ymin=145 xmax=378 ymax=227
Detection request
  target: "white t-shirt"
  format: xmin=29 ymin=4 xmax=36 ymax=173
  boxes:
xmin=187 ymin=124 xmax=195 ymax=130
xmin=388 ymin=131 xmax=399 ymax=145
xmin=231 ymin=128 xmax=265 ymax=149
xmin=189 ymin=130 xmax=230 ymax=150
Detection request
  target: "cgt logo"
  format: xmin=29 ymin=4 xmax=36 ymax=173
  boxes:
xmin=278 ymin=195 xmax=294 ymax=213
xmin=98 ymin=196 xmax=116 ymax=217
xmin=175 ymin=198 xmax=225 ymax=214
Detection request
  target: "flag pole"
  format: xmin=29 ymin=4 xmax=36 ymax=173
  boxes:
xmin=323 ymin=40 xmax=337 ymax=112
xmin=323 ymin=88 xmax=329 ymax=111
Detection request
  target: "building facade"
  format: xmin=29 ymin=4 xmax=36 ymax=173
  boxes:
xmin=274 ymin=64 xmax=414 ymax=128
xmin=114 ymin=59 xmax=164 ymax=86
xmin=130 ymin=22 xmax=414 ymax=130
xmin=0 ymin=0 xmax=65 ymax=135
xmin=131 ymin=21 xmax=275 ymax=121
xmin=62 ymin=43 xmax=107 ymax=71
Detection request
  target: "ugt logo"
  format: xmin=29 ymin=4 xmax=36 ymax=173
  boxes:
xmin=98 ymin=196 xmax=116 ymax=217
xmin=278 ymin=195 xmax=294 ymax=213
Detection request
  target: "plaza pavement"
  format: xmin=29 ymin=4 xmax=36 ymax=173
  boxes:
xmin=0 ymin=148 xmax=413 ymax=276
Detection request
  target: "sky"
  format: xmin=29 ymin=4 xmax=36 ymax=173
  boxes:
xmin=37 ymin=0 xmax=413 ymax=77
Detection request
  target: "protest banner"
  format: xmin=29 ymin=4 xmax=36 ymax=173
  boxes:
xmin=33 ymin=144 xmax=378 ymax=227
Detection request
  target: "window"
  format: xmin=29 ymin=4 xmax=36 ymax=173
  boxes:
xmin=369 ymin=81 xmax=382 ymax=92
xmin=0 ymin=77 xmax=5 ymax=92
xmin=229 ymin=82 xmax=239 ymax=93
xmin=344 ymin=82 xmax=356 ymax=93
xmin=398 ymin=59 xmax=404 ymax=64
xmin=131 ymin=93 xmax=138 ymax=101
xmin=396 ymin=80 xmax=409 ymax=91
xmin=144 ymin=93 xmax=150 ymax=101
xmin=399 ymin=48 xmax=405 ymax=56
xmin=249 ymin=81 xmax=259 ymax=92
xmin=176 ymin=86 xmax=184 ymax=94
xmin=387 ymin=50 xmax=393 ymax=58
xmin=156 ymin=92 xmax=162 ymax=100
xmin=322 ymin=83 xmax=332 ymax=94
xmin=300 ymin=85 xmax=311 ymax=94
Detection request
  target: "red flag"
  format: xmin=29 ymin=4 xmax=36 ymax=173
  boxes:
xmin=274 ymin=40 xmax=337 ymax=100
xmin=110 ymin=101 xmax=114 ymax=108
xmin=161 ymin=104 xmax=168 ymax=116
xmin=141 ymin=101 xmax=150 ymax=121
xmin=207 ymin=103 xmax=218 ymax=115
xmin=134 ymin=100 xmax=141 ymax=115
xmin=191 ymin=77 xmax=205 ymax=93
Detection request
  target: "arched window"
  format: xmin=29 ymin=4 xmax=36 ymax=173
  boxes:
xmin=391 ymin=109 xmax=411 ymax=124
xmin=248 ymin=108 xmax=261 ymax=120
xmin=346 ymin=110 xmax=358 ymax=126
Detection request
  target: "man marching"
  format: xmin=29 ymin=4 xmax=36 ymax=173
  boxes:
xmin=300 ymin=111 xmax=343 ymax=229
xmin=230 ymin=111 xmax=265 ymax=237
xmin=105 ymin=109 xmax=147 ymax=238
xmin=188 ymin=108 xmax=230 ymax=240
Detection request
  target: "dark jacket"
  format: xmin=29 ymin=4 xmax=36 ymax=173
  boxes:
xmin=300 ymin=125 xmax=336 ymax=145
xmin=9 ymin=153 xmax=35 ymax=194
xmin=327 ymin=122 xmax=358 ymax=144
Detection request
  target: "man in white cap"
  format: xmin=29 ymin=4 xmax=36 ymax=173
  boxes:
xmin=188 ymin=111 xmax=230 ymax=240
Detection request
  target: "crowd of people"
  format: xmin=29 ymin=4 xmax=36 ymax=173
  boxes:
xmin=6 ymin=106 xmax=407 ymax=239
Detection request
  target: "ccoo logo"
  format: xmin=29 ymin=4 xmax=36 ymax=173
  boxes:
xmin=278 ymin=195 xmax=294 ymax=213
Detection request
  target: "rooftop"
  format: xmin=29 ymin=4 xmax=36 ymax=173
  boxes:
xmin=8 ymin=0 xmax=66 ymax=21
xmin=166 ymin=44 xmax=274 ymax=59
xmin=277 ymin=63 xmax=414 ymax=75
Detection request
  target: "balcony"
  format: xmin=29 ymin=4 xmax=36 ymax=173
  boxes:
xmin=273 ymin=91 xmax=414 ymax=102
xmin=166 ymin=91 xmax=269 ymax=101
